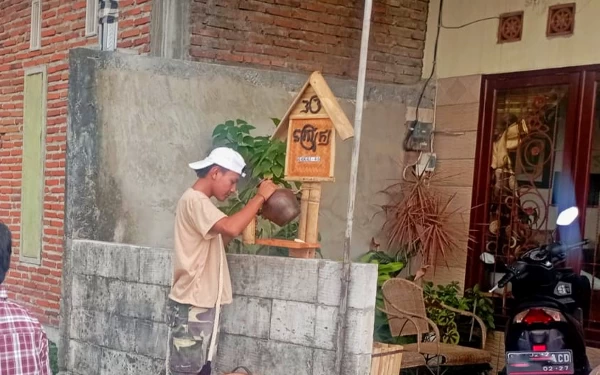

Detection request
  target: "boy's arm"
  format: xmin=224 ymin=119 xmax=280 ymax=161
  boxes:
xmin=211 ymin=195 xmax=265 ymax=238
xmin=210 ymin=180 xmax=278 ymax=238
xmin=222 ymin=234 xmax=234 ymax=246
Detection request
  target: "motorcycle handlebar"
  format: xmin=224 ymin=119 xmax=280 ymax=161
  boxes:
xmin=487 ymin=240 xmax=589 ymax=293
xmin=497 ymin=272 xmax=514 ymax=289
xmin=489 ymin=268 xmax=516 ymax=293
xmin=564 ymin=239 xmax=588 ymax=249
xmin=549 ymin=240 xmax=588 ymax=260
xmin=489 ymin=261 xmax=528 ymax=293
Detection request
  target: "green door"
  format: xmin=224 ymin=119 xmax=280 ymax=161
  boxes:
xmin=20 ymin=68 xmax=46 ymax=263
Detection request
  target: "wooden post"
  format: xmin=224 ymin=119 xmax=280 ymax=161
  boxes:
xmin=242 ymin=217 xmax=256 ymax=245
xmin=305 ymin=182 xmax=321 ymax=244
xmin=298 ymin=185 xmax=310 ymax=242
xmin=289 ymin=182 xmax=320 ymax=259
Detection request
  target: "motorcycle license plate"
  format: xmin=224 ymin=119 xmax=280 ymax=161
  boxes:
xmin=506 ymin=351 xmax=574 ymax=375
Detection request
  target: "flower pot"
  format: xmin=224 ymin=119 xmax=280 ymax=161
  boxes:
xmin=261 ymin=188 xmax=300 ymax=227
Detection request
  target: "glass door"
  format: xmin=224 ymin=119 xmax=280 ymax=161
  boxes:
xmin=468 ymin=72 xmax=582 ymax=300
xmin=468 ymin=66 xmax=600 ymax=347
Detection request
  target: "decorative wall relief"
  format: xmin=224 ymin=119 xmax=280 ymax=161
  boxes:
xmin=547 ymin=3 xmax=576 ymax=37
xmin=498 ymin=11 xmax=524 ymax=43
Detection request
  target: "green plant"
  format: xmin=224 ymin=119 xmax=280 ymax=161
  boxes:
xmin=358 ymin=247 xmax=414 ymax=345
xmin=212 ymin=119 xmax=292 ymax=187
xmin=211 ymin=118 xmax=301 ymax=255
xmin=49 ymin=341 xmax=58 ymax=374
xmin=423 ymin=281 xmax=465 ymax=344
xmin=464 ymin=284 xmax=496 ymax=330
xmin=423 ymin=281 xmax=495 ymax=346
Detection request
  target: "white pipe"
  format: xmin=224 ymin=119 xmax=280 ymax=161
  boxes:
xmin=334 ymin=0 xmax=373 ymax=373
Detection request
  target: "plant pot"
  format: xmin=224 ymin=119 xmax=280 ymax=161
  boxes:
xmin=261 ymin=188 xmax=300 ymax=227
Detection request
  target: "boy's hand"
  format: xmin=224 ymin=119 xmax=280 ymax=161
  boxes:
xmin=257 ymin=180 xmax=278 ymax=202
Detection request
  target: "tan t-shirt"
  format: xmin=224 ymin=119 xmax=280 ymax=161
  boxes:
xmin=168 ymin=188 xmax=233 ymax=308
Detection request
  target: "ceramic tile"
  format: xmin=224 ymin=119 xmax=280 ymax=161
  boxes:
xmin=435 ymin=102 xmax=480 ymax=132
xmin=436 ymin=75 xmax=482 ymax=106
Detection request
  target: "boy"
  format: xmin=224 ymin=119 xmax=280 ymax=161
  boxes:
xmin=167 ymin=147 xmax=277 ymax=374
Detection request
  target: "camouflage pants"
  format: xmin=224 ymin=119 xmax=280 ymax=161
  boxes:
xmin=166 ymin=299 xmax=218 ymax=375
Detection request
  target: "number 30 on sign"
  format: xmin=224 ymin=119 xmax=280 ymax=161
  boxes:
xmin=285 ymin=115 xmax=335 ymax=182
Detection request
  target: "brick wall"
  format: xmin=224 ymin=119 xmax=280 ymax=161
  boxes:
xmin=190 ymin=0 xmax=428 ymax=84
xmin=0 ymin=0 xmax=152 ymax=327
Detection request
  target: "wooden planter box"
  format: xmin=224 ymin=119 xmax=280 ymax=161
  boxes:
xmin=371 ymin=342 xmax=403 ymax=375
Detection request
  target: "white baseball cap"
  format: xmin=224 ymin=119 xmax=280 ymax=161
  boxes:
xmin=188 ymin=147 xmax=247 ymax=177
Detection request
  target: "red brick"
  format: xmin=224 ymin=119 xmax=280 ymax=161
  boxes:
xmin=125 ymin=7 xmax=142 ymax=16
xmin=120 ymin=29 xmax=141 ymax=39
xmin=41 ymin=29 xmax=56 ymax=37
xmin=72 ymin=1 xmax=86 ymax=10
xmin=0 ymin=0 xmax=153 ymax=328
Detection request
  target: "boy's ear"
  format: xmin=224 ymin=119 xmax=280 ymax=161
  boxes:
xmin=210 ymin=165 xmax=222 ymax=179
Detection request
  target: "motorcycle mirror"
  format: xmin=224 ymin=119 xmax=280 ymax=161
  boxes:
xmin=480 ymin=252 xmax=496 ymax=265
xmin=556 ymin=206 xmax=579 ymax=226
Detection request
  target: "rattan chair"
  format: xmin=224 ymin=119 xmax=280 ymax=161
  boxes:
xmin=379 ymin=278 xmax=492 ymax=374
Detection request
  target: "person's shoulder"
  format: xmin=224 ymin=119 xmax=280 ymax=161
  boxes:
xmin=180 ymin=188 xmax=211 ymax=202
xmin=184 ymin=189 xmax=216 ymax=209
xmin=0 ymin=300 xmax=44 ymax=329
xmin=178 ymin=188 xmax=205 ymax=209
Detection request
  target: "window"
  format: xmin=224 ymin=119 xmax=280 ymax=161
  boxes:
xmin=30 ymin=0 xmax=41 ymax=50
xmin=20 ymin=66 xmax=47 ymax=264
xmin=85 ymin=0 xmax=99 ymax=36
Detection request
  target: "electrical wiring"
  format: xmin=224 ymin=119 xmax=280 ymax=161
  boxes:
xmin=404 ymin=0 xmax=502 ymax=180
xmin=441 ymin=16 xmax=499 ymax=30
xmin=403 ymin=0 xmax=443 ymax=181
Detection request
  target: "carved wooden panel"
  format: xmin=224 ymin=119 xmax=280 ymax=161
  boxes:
xmin=285 ymin=116 xmax=335 ymax=182
xmin=547 ymin=3 xmax=576 ymax=37
xmin=498 ymin=11 xmax=524 ymax=43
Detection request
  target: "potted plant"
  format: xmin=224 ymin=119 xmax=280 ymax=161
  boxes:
xmin=380 ymin=168 xmax=470 ymax=274
xmin=358 ymin=240 xmax=415 ymax=345
xmin=423 ymin=281 xmax=495 ymax=348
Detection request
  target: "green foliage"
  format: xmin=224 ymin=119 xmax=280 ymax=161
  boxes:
xmin=50 ymin=341 xmax=58 ymax=374
xmin=211 ymin=118 xmax=303 ymax=255
xmin=212 ymin=118 xmax=291 ymax=187
xmin=423 ymin=281 xmax=495 ymax=345
xmin=464 ymin=283 xmax=496 ymax=330
xmin=358 ymin=245 xmax=496 ymax=348
xmin=358 ymin=250 xmax=415 ymax=345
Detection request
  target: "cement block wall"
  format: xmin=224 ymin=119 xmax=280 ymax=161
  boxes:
xmin=62 ymin=239 xmax=378 ymax=375
xmin=66 ymin=48 xmax=432 ymax=262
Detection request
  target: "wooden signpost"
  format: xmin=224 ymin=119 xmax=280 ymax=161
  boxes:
xmin=271 ymin=71 xmax=354 ymax=258
xmin=241 ymin=72 xmax=354 ymax=258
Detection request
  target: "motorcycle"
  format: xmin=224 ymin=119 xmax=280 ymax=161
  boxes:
xmin=482 ymin=206 xmax=592 ymax=375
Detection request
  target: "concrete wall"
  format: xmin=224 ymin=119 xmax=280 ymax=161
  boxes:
xmin=66 ymin=48 xmax=430 ymax=261
xmin=423 ymin=0 xmax=600 ymax=79
xmin=61 ymin=239 xmax=377 ymax=375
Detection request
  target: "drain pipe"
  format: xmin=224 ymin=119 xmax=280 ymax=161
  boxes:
xmin=334 ymin=0 xmax=373 ymax=373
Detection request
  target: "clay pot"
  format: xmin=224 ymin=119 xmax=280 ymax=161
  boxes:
xmin=261 ymin=188 xmax=301 ymax=227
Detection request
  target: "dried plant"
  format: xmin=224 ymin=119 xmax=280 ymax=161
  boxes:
xmin=381 ymin=168 xmax=470 ymax=271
